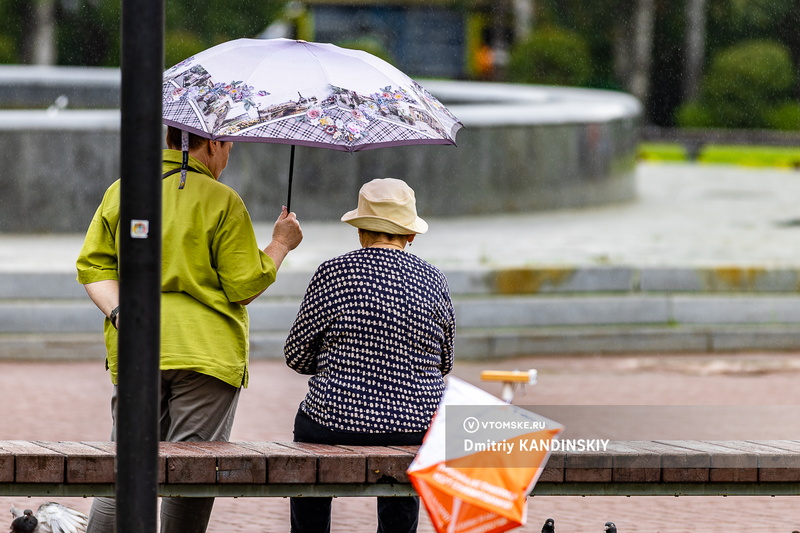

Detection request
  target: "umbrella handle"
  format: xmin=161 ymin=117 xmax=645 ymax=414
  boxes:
xmin=287 ymin=144 xmax=295 ymax=212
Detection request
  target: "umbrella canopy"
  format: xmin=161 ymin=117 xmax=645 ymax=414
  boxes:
xmin=408 ymin=378 xmax=564 ymax=533
xmin=162 ymin=38 xmax=462 ymax=152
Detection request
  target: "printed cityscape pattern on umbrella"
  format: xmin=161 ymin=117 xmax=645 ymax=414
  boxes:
xmin=163 ymin=59 xmax=462 ymax=152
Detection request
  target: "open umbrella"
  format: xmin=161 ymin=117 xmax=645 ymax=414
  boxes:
xmin=162 ymin=38 xmax=463 ymax=208
xmin=408 ymin=377 xmax=564 ymax=533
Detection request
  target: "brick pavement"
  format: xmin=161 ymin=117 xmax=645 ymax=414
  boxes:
xmin=3 ymin=354 xmax=800 ymax=532
xmin=4 ymin=162 xmax=800 ymax=531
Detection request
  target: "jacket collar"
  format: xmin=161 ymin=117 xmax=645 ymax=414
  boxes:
xmin=163 ymin=149 xmax=215 ymax=179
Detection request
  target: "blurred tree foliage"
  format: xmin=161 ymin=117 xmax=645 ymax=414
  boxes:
xmin=676 ymin=39 xmax=795 ymax=128
xmin=5 ymin=0 xmax=800 ymax=129
xmin=335 ymin=36 xmax=396 ymax=65
xmin=162 ymin=1 xmax=282 ymax=67
xmin=0 ymin=0 xmax=282 ymax=67
xmin=533 ymin=0 xmax=630 ymax=90
xmin=531 ymin=0 xmax=800 ymax=127
xmin=507 ymin=27 xmax=591 ymax=86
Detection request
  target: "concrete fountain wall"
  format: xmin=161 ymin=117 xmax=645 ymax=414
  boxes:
xmin=0 ymin=66 xmax=641 ymax=233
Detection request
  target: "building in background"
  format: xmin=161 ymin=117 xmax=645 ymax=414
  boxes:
xmin=263 ymin=0 xmax=511 ymax=80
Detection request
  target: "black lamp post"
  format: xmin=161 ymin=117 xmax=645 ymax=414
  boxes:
xmin=117 ymin=0 xmax=163 ymax=531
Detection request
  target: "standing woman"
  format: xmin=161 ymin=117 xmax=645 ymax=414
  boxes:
xmin=285 ymin=178 xmax=456 ymax=533
xmin=77 ymin=126 xmax=303 ymax=533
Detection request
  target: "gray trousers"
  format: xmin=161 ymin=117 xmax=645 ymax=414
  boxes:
xmin=86 ymin=369 xmax=241 ymax=533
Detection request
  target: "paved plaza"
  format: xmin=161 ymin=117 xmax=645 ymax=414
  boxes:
xmin=4 ymin=162 xmax=800 ymax=274
xmin=3 ymin=353 xmax=800 ymax=532
xmin=4 ymin=162 xmax=800 ymax=531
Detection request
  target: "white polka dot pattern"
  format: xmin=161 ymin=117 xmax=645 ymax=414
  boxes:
xmin=284 ymin=248 xmax=456 ymax=433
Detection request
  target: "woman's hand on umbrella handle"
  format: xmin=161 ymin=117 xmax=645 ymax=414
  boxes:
xmin=272 ymin=205 xmax=303 ymax=252
xmin=263 ymin=208 xmax=302 ymax=272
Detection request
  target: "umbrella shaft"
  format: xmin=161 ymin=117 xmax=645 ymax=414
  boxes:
xmin=287 ymin=145 xmax=295 ymax=212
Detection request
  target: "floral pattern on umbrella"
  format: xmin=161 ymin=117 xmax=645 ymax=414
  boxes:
xmin=161 ymin=39 xmax=462 ymax=153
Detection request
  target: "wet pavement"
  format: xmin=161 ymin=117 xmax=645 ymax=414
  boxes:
xmin=3 ymin=352 xmax=800 ymax=532
xmin=4 ymin=162 xmax=800 ymax=531
xmin=5 ymin=162 xmax=800 ymax=274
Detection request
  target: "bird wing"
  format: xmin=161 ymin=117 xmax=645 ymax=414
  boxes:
xmin=9 ymin=505 xmax=24 ymax=519
xmin=35 ymin=503 xmax=89 ymax=533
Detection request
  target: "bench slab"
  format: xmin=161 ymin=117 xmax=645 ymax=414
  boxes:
xmin=0 ymin=440 xmax=799 ymax=497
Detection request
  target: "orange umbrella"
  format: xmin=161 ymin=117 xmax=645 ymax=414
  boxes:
xmin=408 ymin=377 xmax=564 ymax=533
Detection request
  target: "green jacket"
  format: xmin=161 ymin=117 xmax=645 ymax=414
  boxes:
xmin=76 ymin=149 xmax=276 ymax=388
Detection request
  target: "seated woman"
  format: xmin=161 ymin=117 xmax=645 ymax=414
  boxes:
xmin=284 ymin=177 xmax=456 ymax=533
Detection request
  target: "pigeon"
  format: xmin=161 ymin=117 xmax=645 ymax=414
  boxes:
xmin=10 ymin=503 xmax=88 ymax=533
xmin=542 ymin=517 xmax=555 ymax=533
xmin=604 ymin=522 xmax=617 ymax=533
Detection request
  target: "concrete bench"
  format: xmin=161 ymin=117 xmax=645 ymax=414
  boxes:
xmin=1 ymin=440 xmax=800 ymax=498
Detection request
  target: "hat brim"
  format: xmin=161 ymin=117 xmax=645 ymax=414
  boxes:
xmin=341 ymin=211 xmax=428 ymax=234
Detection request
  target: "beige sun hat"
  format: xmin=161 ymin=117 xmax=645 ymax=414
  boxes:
xmin=341 ymin=178 xmax=428 ymax=235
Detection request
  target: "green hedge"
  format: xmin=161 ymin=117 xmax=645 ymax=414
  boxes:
xmin=676 ymin=39 xmax=796 ymax=129
xmin=507 ymin=27 xmax=591 ymax=86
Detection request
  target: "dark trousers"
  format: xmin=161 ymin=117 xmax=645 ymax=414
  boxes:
xmin=290 ymin=410 xmax=426 ymax=533
xmin=87 ymin=370 xmax=241 ymax=533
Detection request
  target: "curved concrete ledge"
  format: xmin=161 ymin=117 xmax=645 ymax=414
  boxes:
xmin=425 ymin=80 xmax=642 ymax=125
xmin=0 ymin=65 xmax=121 ymax=109
xmin=0 ymin=67 xmax=641 ymax=232
xmin=0 ymin=109 xmax=120 ymax=130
